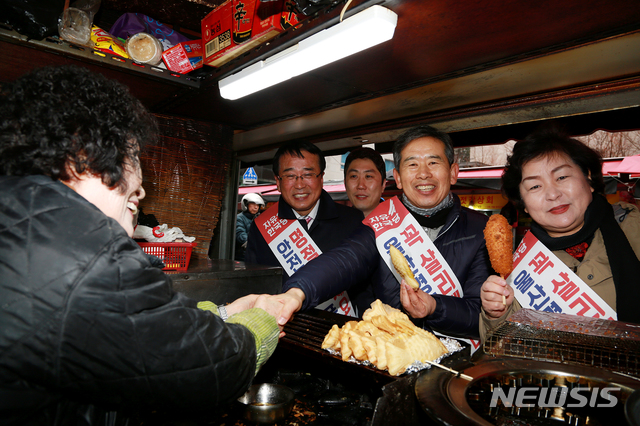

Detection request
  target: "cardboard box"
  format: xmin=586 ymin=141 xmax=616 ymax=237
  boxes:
xmin=162 ymin=40 xmax=204 ymax=74
xmin=202 ymin=0 xmax=233 ymax=63
xmin=202 ymin=0 xmax=301 ymax=68
xmin=232 ymin=0 xmax=257 ymax=44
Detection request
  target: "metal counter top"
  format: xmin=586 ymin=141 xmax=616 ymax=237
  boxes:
xmin=167 ymin=258 xmax=283 ymax=305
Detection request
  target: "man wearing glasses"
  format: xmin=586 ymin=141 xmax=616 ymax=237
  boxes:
xmin=245 ymin=141 xmax=364 ymax=312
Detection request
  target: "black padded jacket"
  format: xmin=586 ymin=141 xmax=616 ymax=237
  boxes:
xmin=0 ymin=176 xmax=257 ymax=425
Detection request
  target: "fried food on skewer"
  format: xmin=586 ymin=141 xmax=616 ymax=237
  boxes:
xmin=389 ymin=245 xmax=420 ymax=290
xmin=483 ymin=214 xmax=513 ymax=306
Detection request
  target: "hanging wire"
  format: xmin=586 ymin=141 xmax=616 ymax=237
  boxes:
xmin=340 ymin=0 xmax=354 ymax=22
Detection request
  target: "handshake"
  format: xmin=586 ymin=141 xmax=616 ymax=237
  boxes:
xmin=215 ymin=289 xmax=307 ymax=337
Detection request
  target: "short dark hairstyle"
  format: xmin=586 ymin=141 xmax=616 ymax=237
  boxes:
xmin=393 ymin=125 xmax=455 ymax=170
xmin=502 ymin=126 xmax=604 ymax=210
xmin=0 ymin=65 xmax=157 ymax=192
xmin=343 ymin=147 xmax=386 ymax=182
xmin=272 ymin=140 xmax=326 ymax=176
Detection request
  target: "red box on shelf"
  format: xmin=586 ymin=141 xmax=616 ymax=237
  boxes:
xmin=202 ymin=0 xmax=301 ymax=68
xmin=137 ymin=242 xmax=197 ymax=272
xmin=162 ymin=40 xmax=204 ymax=74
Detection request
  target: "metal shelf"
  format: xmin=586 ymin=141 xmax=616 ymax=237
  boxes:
xmin=0 ymin=24 xmax=204 ymax=88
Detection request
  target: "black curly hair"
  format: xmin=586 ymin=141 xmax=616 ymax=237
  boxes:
xmin=0 ymin=65 xmax=157 ymax=192
xmin=502 ymin=126 xmax=604 ymax=210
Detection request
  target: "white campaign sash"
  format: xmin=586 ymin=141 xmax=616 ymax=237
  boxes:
xmin=364 ymin=197 xmax=481 ymax=352
xmin=255 ymin=202 xmax=356 ymax=317
xmin=508 ymin=231 xmax=616 ymax=320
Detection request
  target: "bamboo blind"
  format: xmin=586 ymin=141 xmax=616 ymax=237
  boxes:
xmin=139 ymin=114 xmax=233 ymax=260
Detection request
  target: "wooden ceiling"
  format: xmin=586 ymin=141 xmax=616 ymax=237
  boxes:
xmin=3 ymin=0 xmax=640 ymax=164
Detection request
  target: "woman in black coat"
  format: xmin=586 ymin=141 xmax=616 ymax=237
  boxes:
xmin=0 ymin=65 xmax=280 ymax=425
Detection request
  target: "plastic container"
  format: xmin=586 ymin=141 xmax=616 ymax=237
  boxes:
xmin=126 ymin=33 xmax=163 ymax=65
xmin=58 ymin=0 xmax=102 ymax=46
xmin=137 ymin=241 xmax=197 ymax=271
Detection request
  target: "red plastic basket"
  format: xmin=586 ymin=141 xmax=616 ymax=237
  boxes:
xmin=137 ymin=242 xmax=197 ymax=271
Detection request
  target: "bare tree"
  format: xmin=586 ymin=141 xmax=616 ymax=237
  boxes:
xmin=471 ymin=146 xmax=499 ymax=165
xmin=460 ymin=141 xmax=516 ymax=167
xmin=576 ymin=130 xmax=640 ymax=158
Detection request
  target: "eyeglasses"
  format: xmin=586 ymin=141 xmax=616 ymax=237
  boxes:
xmin=277 ymin=172 xmax=322 ymax=183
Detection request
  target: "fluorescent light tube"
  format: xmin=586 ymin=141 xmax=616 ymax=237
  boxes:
xmin=219 ymin=5 xmax=398 ymax=100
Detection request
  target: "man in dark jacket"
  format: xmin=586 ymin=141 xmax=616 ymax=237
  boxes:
xmin=274 ymin=126 xmax=492 ymax=340
xmin=0 ymin=65 xmax=280 ymax=425
xmin=236 ymin=193 xmax=265 ymax=260
xmin=245 ymin=140 xmax=364 ymax=283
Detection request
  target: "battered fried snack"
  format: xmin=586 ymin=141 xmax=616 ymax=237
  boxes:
xmin=389 ymin=245 xmax=420 ymax=290
xmin=484 ymin=214 xmax=513 ymax=306
xmin=322 ymin=300 xmax=448 ymax=376
xmin=321 ymin=324 xmax=341 ymax=350
xmin=483 ymin=214 xmax=513 ymax=278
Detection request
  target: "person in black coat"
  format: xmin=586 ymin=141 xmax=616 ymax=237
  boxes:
xmin=0 ymin=65 xmax=280 ymax=426
xmin=272 ymin=126 xmax=492 ymax=340
xmin=245 ymin=140 xmax=364 ymax=283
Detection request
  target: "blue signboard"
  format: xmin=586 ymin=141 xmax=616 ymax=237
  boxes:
xmin=242 ymin=167 xmax=258 ymax=184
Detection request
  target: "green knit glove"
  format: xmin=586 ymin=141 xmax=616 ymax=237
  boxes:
xmin=197 ymin=300 xmax=220 ymax=315
xmin=227 ymin=308 xmax=279 ymax=374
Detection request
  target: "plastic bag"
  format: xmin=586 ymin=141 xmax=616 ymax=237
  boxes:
xmin=109 ymin=13 xmax=192 ymax=51
xmin=91 ymin=26 xmax=128 ymax=58
xmin=292 ymin=0 xmax=337 ymax=16
xmin=1 ymin=0 xmax=66 ymax=39
xmin=133 ymin=224 xmax=196 ymax=243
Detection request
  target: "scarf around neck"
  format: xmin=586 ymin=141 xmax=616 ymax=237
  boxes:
xmin=530 ymin=193 xmax=640 ymax=324
xmin=243 ymin=211 xmax=257 ymax=220
xmin=402 ymin=192 xmax=454 ymax=229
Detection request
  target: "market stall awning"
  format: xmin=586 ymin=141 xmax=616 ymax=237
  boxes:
xmin=606 ymin=155 xmax=640 ymax=175
xmin=238 ymin=184 xmax=278 ymax=195
xmin=457 ymin=159 xmax=633 ymax=179
xmin=457 ymin=167 xmax=504 ymax=179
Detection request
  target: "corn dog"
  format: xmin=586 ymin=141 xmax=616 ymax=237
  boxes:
xmin=389 ymin=245 xmax=420 ymax=290
xmin=483 ymin=214 xmax=513 ymax=306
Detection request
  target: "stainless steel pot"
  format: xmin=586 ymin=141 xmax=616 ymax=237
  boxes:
xmin=237 ymin=383 xmax=295 ymax=424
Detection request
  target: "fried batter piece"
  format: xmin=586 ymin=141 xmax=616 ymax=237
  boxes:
xmin=321 ymin=324 xmax=341 ymax=350
xmin=483 ymin=214 xmax=513 ymax=277
xmin=339 ymin=321 xmax=359 ymax=361
xmin=322 ymin=300 xmax=448 ymax=375
xmin=389 ymin=245 xmax=420 ymax=290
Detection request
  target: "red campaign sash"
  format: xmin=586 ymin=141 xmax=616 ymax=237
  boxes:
xmin=364 ymin=197 xmax=481 ymax=352
xmin=508 ymin=231 xmax=616 ymax=320
xmin=254 ymin=202 xmax=356 ymax=317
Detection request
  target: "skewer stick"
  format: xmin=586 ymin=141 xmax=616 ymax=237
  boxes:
xmin=500 ymin=274 xmax=506 ymax=306
xmin=423 ymin=359 xmax=473 ymax=381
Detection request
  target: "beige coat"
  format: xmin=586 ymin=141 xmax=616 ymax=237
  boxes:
xmin=480 ymin=201 xmax=640 ymax=341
